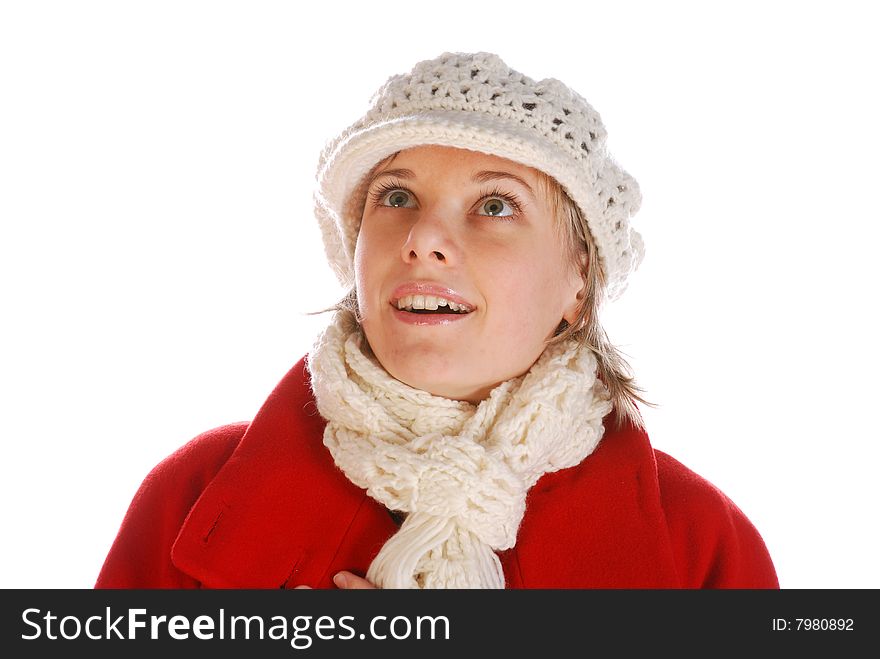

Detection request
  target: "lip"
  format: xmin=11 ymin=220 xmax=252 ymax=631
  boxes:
xmin=389 ymin=281 xmax=476 ymax=309
xmin=389 ymin=281 xmax=477 ymax=326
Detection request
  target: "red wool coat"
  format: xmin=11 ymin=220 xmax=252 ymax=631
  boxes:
xmin=95 ymin=356 xmax=779 ymax=589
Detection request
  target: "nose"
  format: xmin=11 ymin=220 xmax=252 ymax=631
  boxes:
xmin=399 ymin=210 xmax=456 ymax=266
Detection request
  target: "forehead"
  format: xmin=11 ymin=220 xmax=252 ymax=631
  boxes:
xmin=378 ymin=144 xmax=539 ymax=180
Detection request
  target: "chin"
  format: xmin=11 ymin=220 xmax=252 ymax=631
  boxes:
xmin=386 ymin=357 xmax=470 ymax=399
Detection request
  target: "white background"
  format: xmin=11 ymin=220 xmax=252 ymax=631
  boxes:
xmin=1 ymin=1 xmax=877 ymax=589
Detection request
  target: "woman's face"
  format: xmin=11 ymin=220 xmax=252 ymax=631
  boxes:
xmin=354 ymin=144 xmax=584 ymax=403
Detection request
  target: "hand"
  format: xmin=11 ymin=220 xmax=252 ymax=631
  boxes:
xmin=294 ymin=571 xmax=377 ymax=589
xmin=333 ymin=571 xmax=377 ymax=589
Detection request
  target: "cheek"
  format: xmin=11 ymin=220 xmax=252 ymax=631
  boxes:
xmin=354 ymin=228 xmax=387 ymax=305
xmin=353 ymin=233 xmax=368 ymax=285
xmin=488 ymin=249 xmax=571 ymax=334
xmin=485 ymin=260 xmax=554 ymax=334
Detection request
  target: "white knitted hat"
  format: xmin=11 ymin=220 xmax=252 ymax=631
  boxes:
xmin=314 ymin=51 xmax=645 ymax=301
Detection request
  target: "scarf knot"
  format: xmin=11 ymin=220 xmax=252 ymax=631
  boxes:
xmin=307 ymin=310 xmax=612 ymax=588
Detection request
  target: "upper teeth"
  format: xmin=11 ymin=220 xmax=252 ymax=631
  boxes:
xmin=396 ymin=294 xmax=471 ymax=313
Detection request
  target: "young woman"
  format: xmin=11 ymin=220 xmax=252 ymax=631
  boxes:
xmin=95 ymin=51 xmax=778 ymax=589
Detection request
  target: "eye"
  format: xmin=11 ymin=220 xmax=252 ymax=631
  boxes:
xmin=478 ymin=197 xmax=514 ymax=217
xmin=369 ymin=181 xmax=417 ymax=209
xmin=475 ymin=187 xmax=523 ymax=220
xmin=384 ymin=190 xmax=413 ymax=208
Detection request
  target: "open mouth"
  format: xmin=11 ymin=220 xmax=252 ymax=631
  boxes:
xmin=393 ymin=294 xmax=473 ymax=315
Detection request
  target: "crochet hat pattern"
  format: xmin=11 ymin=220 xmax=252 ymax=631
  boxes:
xmin=314 ymin=51 xmax=645 ymax=301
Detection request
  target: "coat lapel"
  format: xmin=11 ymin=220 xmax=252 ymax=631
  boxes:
xmin=170 ymin=357 xmax=394 ymax=588
xmin=513 ymin=415 xmax=682 ymax=587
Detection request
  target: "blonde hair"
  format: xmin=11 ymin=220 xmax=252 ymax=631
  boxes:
xmin=535 ymin=170 xmax=655 ymax=431
xmin=308 ymin=154 xmax=655 ymax=432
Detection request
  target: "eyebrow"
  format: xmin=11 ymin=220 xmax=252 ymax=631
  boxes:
xmin=368 ymin=168 xmax=537 ymax=200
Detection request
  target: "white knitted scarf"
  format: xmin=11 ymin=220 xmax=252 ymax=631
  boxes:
xmin=306 ymin=310 xmax=613 ymax=589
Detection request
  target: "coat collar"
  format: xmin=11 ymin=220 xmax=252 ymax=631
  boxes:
xmin=170 ymin=356 xmax=679 ymax=588
xmin=170 ymin=356 xmax=387 ymax=588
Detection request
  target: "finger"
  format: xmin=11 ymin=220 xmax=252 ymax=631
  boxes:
xmin=293 ymin=585 xmax=312 ymax=589
xmin=333 ymin=571 xmax=377 ymax=589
